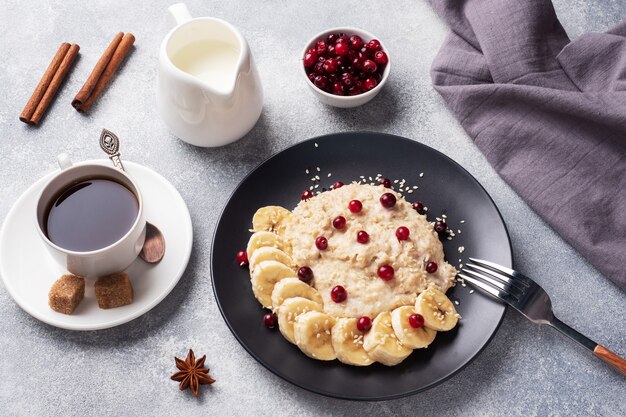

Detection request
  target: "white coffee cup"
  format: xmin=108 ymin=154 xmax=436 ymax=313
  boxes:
xmin=35 ymin=155 xmax=146 ymax=278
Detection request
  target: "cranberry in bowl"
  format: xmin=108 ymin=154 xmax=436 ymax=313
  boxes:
xmin=301 ymin=27 xmax=390 ymax=108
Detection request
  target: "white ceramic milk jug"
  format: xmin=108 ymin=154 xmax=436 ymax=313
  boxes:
xmin=157 ymin=3 xmax=263 ymax=147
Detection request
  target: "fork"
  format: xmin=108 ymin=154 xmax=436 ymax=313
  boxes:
xmin=459 ymin=258 xmax=626 ymax=374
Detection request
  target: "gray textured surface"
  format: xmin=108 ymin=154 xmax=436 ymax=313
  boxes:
xmin=0 ymin=1 xmax=624 ymax=416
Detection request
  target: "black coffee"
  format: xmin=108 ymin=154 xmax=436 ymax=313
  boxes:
xmin=45 ymin=178 xmax=139 ymax=252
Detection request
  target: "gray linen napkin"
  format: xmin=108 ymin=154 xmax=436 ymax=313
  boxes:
xmin=428 ymin=0 xmax=626 ymax=290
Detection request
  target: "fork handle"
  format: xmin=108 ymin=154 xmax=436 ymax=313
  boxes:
xmin=551 ymin=318 xmax=626 ymax=375
xmin=594 ymin=345 xmax=626 ymax=375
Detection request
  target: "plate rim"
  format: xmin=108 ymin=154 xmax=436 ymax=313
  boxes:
xmin=0 ymin=160 xmax=194 ymax=331
xmin=211 ymin=131 xmax=512 ymax=400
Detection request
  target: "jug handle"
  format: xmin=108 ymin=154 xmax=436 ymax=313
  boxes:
xmin=168 ymin=3 xmax=192 ymax=27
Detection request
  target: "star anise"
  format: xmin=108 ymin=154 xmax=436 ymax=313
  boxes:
xmin=170 ymin=349 xmax=215 ymax=397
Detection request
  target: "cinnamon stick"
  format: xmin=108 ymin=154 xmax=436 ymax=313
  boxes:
xmin=73 ymin=32 xmax=135 ymax=113
xmin=71 ymin=32 xmax=123 ymax=109
xmin=29 ymin=44 xmax=80 ymax=125
xmin=19 ymin=43 xmax=72 ymax=124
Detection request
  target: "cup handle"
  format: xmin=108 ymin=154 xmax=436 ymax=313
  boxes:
xmin=57 ymin=153 xmax=73 ymax=170
xmin=168 ymin=3 xmax=192 ymax=27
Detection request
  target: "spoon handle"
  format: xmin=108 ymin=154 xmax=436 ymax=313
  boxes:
xmin=99 ymin=128 xmax=125 ymax=172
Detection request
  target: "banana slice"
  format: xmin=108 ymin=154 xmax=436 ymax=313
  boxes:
xmin=362 ymin=312 xmax=412 ymax=366
xmin=252 ymin=206 xmax=292 ymax=235
xmin=250 ymin=260 xmax=295 ymax=308
xmin=391 ymin=306 xmax=437 ymax=349
xmin=246 ymin=231 xmax=287 ymax=259
xmin=277 ymin=297 xmax=323 ymax=344
xmin=249 ymin=246 xmax=294 ymax=272
xmin=271 ymin=277 xmax=323 ymax=308
xmin=415 ymin=287 xmax=459 ymax=331
xmin=294 ymin=311 xmax=336 ymax=361
xmin=331 ymin=318 xmax=374 ymax=366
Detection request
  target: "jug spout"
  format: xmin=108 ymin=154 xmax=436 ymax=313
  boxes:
xmin=168 ymin=3 xmax=192 ymax=27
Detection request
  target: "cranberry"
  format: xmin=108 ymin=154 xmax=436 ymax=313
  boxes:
xmin=236 ymin=250 xmax=248 ymax=266
xmin=332 ymin=81 xmax=345 ymax=95
xmin=301 ymin=190 xmax=313 ymax=201
xmin=412 ymin=201 xmax=425 ymax=214
xmin=315 ymin=236 xmax=328 ymax=250
xmin=337 ymin=33 xmax=349 ymax=43
xmin=362 ymin=59 xmax=378 ymax=74
xmin=303 ymin=51 xmax=318 ymax=68
xmin=315 ymin=40 xmax=327 ymax=55
xmin=332 ymin=216 xmax=346 ymax=229
xmin=330 ymin=285 xmax=347 ymax=303
xmin=377 ymin=264 xmax=395 ymax=280
xmin=348 ymin=49 xmax=359 ymax=60
xmin=373 ymin=50 xmax=388 ymax=65
xmin=434 ymin=220 xmax=447 ymax=233
xmin=363 ymin=77 xmax=377 ymax=91
xmin=298 ymin=266 xmax=314 ymax=283
xmin=396 ymin=226 xmax=410 ymax=241
xmin=408 ymin=313 xmax=425 ymax=329
xmin=341 ymin=72 xmax=356 ymax=87
xmin=348 ymin=35 xmax=364 ymax=50
xmin=372 ymin=72 xmax=383 ymax=83
xmin=426 ymin=261 xmax=438 ymax=273
xmin=357 ymin=316 xmax=372 ymax=332
xmin=366 ymin=39 xmax=382 ymax=53
xmin=314 ymin=75 xmax=329 ymax=90
xmin=307 ymin=72 xmax=316 ymax=82
xmin=356 ymin=230 xmax=369 ymax=244
xmin=335 ymin=41 xmax=349 ymax=56
xmin=332 ymin=181 xmax=344 ymax=189
xmin=380 ymin=192 xmax=397 ymax=208
xmin=313 ymin=61 xmax=324 ymax=74
xmin=263 ymin=312 xmax=277 ymax=329
xmin=351 ymin=57 xmax=364 ymax=70
xmin=326 ymin=44 xmax=335 ymax=55
xmin=323 ymin=58 xmax=338 ymax=74
xmin=327 ymin=33 xmax=338 ymax=44
xmin=379 ymin=178 xmax=391 ymax=188
xmin=348 ymin=199 xmax=363 ymax=213
xmin=347 ymin=85 xmax=362 ymax=96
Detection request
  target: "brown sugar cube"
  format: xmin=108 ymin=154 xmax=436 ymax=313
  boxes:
xmin=48 ymin=274 xmax=85 ymax=314
xmin=95 ymin=272 xmax=133 ymax=309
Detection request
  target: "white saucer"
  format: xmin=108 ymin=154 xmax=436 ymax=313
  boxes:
xmin=0 ymin=160 xmax=193 ymax=331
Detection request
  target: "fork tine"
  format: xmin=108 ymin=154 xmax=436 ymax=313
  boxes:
xmin=465 ymin=263 xmax=526 ymax=291
xmin=462 ymin=268 xmax=510 ymax=293
xmin=469 ymin=258 xmax=532 ymax=287
xmin=458 ymin=273 xmax=508 ymax=302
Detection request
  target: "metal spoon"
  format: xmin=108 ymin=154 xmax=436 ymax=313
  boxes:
xmin=99 ymin=128 xmax=165 ymax=264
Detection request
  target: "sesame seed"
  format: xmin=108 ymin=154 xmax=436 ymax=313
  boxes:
xmin=442 ymin=214 xmax=447 ymax=219
xmin=413 ymin=186 xmax=418 ymax=189
xmin=419 ymin=172 xmax=424 ymax=177
xmin=454 ymin=300 xmax=459 ymax=305
xmin=316 ymin=167 xmax=320 ymax=172
xmin=305 ymin=169 xmax=309 ymax=174
xmin=327 ymin=173 xmax=332 ymax=177
xmin=458 ymin=246 xmax=465 ymax=253
xmin=314 ymin=143 xmax=319 ymax=147
xmin=470 ymin=290 xmax=474 ymax=294
xmin=408 ymin=190 xmax=413 ymax=194
xmin=393 ymin=180 xmax=399 ymax=184
xmin=460 ymin=220 xmax=465 ymax=223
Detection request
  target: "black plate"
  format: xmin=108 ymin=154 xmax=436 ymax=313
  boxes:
xmin=211 ymin=132 xmax=512 ymax=400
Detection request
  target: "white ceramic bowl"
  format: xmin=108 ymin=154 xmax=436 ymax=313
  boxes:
xmin=300 ymin=27 xmax=390 ymax=108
